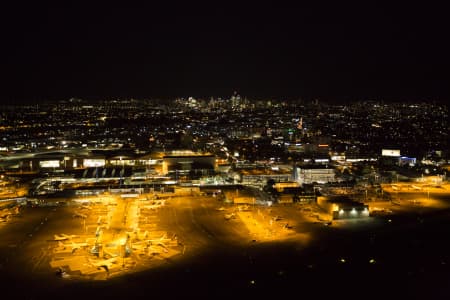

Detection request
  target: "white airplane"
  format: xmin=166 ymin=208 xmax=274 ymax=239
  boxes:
xmin=147 ymin=234 xmax=172 ymax=245
xmin=238 ymin=205 xmax=251 ymax=211
xmin=131 ymin=240 xmax=146 ymax=249
xmin=89 ymin=257 xmax=118 ymax=270
xmin=55 ymin=240 xmax=88 ymax=251
xmin=411 ymin=185 xmax=422 ymax=190
xmin=69 ymin=241 xmax=89 ymax=253
xmin=224 ymin=213 xmax=236 ymax=220
xmin=53 ymin=234 xmax=77 ymax=241
xmin=216 ymin=207 xmax=226 ymax=211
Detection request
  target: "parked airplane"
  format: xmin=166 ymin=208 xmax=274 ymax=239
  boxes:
xmin=273 ymin=216 xmax=283 ymax=221
xmin=224 ymin=213 xmax=236 ymax=220
xmin=69 ymin=241 xmax=89 ymax=253
xmin=237 ymin=205 xmax=251 ymax=211
xmin=53 ymin=234 xmax=77 ymax=241
xmin=89 ymin=257 xmax=118 ymax=270
xmin=80 ymin=205 xmax=92 ymax=210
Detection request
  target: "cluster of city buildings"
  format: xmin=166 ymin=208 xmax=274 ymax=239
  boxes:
xmin=0 ymin=97 xmax=448 ymax=218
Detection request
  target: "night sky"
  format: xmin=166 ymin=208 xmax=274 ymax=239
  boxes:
xmin=1 ymin=2 xmax=449 ymax=103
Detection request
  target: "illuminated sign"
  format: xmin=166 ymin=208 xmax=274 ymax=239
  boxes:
xmin=84 ymin=159 xmax=105 ymax=167
xmin=382 ymin=149 xmax=400 ymax=157
xmin=39 ymin=160 xmax=60 ymax=168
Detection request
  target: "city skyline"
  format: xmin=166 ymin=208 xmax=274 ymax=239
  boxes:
xmin=1 ymin=3 xmax=449 ymax=103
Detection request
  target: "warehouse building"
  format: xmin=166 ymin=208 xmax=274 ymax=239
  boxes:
xmin=317 ymin=196 xmax=369 ymax=220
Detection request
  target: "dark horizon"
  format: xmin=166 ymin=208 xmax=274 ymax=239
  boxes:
xmin=1 ymin=3 xmax=449 ymax=104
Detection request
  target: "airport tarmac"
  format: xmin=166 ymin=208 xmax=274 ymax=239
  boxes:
xmin=1 ymin=192 xmax=450 ymax=299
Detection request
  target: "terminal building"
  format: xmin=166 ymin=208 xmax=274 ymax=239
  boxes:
xmin=2 ymin=149 xmax=216 ymax=180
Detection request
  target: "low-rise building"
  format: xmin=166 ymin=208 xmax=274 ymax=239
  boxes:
xmin=317 ymin=196 xmax=369 ymax=219
xmin=162 ymin=150 xmax=216 ymax=177
xmin=293 ymin=165 xmax=336 ymax=185
xmin=237 ymin=167 xmax=292 ymax=186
